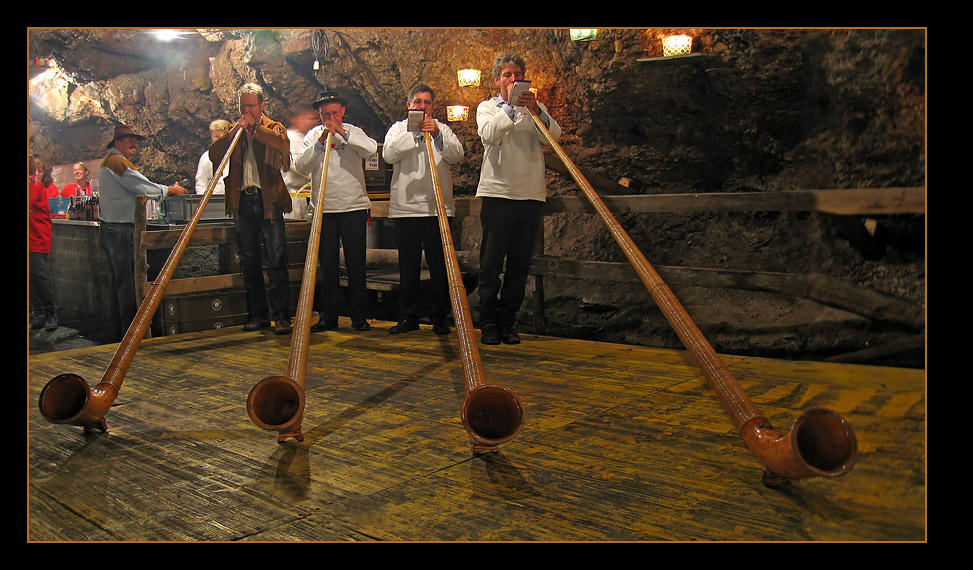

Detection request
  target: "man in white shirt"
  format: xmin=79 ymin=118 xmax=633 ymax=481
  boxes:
xmin=283 ymin=108 xmax=318 ymax=220
xmin=475 ymin=52 xmax=561 ymax=345
xmin=195 ymin=119 xmax=231 ymax=195
xmin=382 ymin=83 xmax=465 ymax=335
xmin=294 ymin=90 xmax=378 ymax=332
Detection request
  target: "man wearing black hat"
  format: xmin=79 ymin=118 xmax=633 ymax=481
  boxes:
xmin=293 ymin=90 xmax=378 ymax=332
xmin=210 ymin=83 xmax=294 ymax=335
xmin=98 ymin=124 xmax=188 ymax=340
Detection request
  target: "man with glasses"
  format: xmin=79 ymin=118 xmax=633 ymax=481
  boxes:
xmin=294 ymin=90 xmax=378 ymax=332
xmin=382 ymin=83 xmax=465 ymax=335
xmin=210 ymin=83 xmax=294 ymax=335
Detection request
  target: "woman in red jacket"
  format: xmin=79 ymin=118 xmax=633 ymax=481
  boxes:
xmin=29 ymin=156 xmax=57 ymax=330
xmin=60 ymin=162 xmax=91 ymax=197
xmin=34 ymin=158 xmax=59 ymax=199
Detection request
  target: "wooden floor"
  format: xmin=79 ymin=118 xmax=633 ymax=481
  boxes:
xmin=27 ymin=319 xmax=926 ymax=542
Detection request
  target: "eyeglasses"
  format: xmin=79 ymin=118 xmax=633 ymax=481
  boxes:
xmin=410 ymin=98 xmax=433 ymax=106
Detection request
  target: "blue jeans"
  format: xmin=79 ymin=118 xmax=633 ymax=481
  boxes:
xmin=99 ymin=222 xmax=136 ymax=339
xmin=234 ymin=191 xmax=290 ymax=321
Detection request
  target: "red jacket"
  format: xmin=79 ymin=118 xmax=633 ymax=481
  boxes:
xmin=29 ymin=177 xmax=52 ymax=254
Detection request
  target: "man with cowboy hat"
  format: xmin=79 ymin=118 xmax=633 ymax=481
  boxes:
xmin=293 ymin=90 xmax=377 ymax=332
xmin=98 ymin=124 xmax=188 ymax=340
xmin=210 ymin=82 xmax=294 ymax=335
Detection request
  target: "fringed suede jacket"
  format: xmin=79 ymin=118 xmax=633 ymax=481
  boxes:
xmin=209 ymin=114 xmax=292 ymax=218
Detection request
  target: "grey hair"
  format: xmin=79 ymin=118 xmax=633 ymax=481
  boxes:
xmin=492 ymin=52 xmax=526 ymax=78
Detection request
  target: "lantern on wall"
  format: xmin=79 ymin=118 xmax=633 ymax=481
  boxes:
xmin=457 ymin=69 xmax=481 ymax=87
xmin=570 ymin=29 xmax=598 ymax=41
xmin=446 ymin=105 xmax=470 ymax=121
xmin=662 ymin=34 xmax=693 ymax=57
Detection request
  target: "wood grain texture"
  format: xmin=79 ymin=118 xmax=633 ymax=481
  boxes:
xmin=28 ymin=321 xmax=925 ymax=541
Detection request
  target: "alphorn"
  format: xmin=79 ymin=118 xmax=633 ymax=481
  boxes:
xmin=526 ymin=108 xmax=858 ymax=484
xmin=39 ymin=127 xmax=246 ymax=432
xmin=246 ymin=131 xmax=333 ymax=443
xmin=424 ymin=132 xmax=525 ymax=453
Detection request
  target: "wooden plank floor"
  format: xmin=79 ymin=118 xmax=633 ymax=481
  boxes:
xmin=27 ymin=319 xmax=925 ymax=542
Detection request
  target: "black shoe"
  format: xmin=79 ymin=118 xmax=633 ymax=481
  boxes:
xmin=352 ymin=320 xmax=371 ymax=331
xmin=243 ymin=317 xmax=271 ymax=331
xmin=432 ymin=320 xmax=450 ymax=335
xmin=273 ymin=317 xmax=292 ymax=335
xmin=45 ymin=313 xmax=59 ymax=331
xmin=481 ymin=326 xmax=501 ymax=345
xmin=499 ymin=327 xmax=520 ymax=345
xmin=30 ymin=312 xmax=45 ymax=330
xmin=389 ymin=318 xmax=420 ymax=334
xmin=310 ymin=319 xmax=338 ymax=332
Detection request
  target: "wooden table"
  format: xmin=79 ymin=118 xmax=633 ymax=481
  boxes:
xmin=27 ymin=320 xmax=925 ymax=541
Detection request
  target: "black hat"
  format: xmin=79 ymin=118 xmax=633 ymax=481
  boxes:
xmin=311 ymin=90 xmax=347 ymax=109
xmin=106 ymin=124 xmax=146 ymax=149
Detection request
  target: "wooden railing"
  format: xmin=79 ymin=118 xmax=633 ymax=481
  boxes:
xmin=134 ymin=186 xmax=925 ymax=351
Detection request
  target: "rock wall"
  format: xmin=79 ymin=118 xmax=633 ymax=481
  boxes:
xmin=28 ymin=28 xmax=926 ymax=365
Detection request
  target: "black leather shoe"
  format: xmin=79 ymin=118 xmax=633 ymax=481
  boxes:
xmin=352 ymin=320 xmax=371 ymax=331
xmin=273 ymin=318 xmax=292 ymax=335
xmin=499 ymin=327 xmax=520 ymax=345
xmin=481 ymin=326 xmax=501 ymax=345
xmin=390 ymin=318 xmax=420 ymax=334
xmin=243 ymin=317 xmax=271 ymax=331
xmin=310 ymin=320 xmax=338 ymax=332
xmin=432 ymin=320 xmax=450 ymax=335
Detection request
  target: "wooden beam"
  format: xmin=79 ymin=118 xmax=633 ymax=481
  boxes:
xmin=541 ymin=188 xmax=925 ymax=216
xmin=529 ymin=257 xmax=925 ymax=331
xmin=138 ymin=187 xmax=925 ymax=254
xmin=823 ymin=334 xmax=925 ymax=364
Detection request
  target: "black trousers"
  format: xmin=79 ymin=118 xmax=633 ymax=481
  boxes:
xmin=98 ymin=221 xmax=136 ymax=340
xmin=317 ymin=209 xmax=370 ymax=325
xmin=476 ymin=197 xmax=542 ymax=329
xmin=29 ymin=251 xmax=57 ymax=316
xmin=234 ymin=191 xmax=290 ymax=321
xmin=393 ymin=216 xmax=450 ymax=322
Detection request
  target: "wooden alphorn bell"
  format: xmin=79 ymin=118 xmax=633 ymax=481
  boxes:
xmin=39 ymin=127 xmax=246 ymax=433
xmin=246 ymin=132 xmax=334 ymax=443
xmin=424 ymin=132 xmax=525 ymax=453
xmin=526 ymin=109 xmax=857 ymax=484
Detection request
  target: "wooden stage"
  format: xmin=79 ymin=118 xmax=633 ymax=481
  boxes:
xmin=27 ymin=319 xmax=925 ymax=542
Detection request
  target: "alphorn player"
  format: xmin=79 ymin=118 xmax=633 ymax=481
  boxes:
xmin=294 ymin=90 xmax=378 ymax=333
xmin=475 ymin=52 xmax=561 ymax=345
xmin=382 ymin=83 xmax=465 ymax=335
xmin=210 ymin=83 xmax=294 ymax=335
xmin=98 ymin=124 xmax=187 ymax=340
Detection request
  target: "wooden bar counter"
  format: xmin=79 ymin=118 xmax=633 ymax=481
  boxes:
xmin=27 ymin=321 xmax=925 ymax=542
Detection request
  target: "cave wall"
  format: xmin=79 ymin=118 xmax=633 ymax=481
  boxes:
xmin=27 ymin=28 xmax=926 ymax=363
